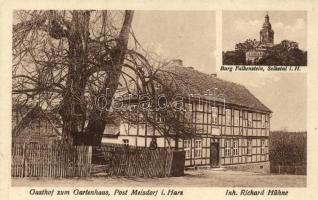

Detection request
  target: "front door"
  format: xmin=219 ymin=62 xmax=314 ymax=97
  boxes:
xmin=210 ymin=142 xmax=219 ymax=167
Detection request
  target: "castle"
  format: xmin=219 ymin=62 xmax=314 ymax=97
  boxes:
xmin=245 ymin=13 xmax=275 ymax=64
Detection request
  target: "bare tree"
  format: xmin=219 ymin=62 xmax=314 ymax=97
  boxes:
xmin=13 ymin=10 xmax=195 ymax=146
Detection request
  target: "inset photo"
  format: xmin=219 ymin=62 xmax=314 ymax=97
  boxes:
xmin=222 ymin=11 xmax=307 ymax=66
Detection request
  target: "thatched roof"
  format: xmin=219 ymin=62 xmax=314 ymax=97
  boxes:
xmin=160 ymin=65 xmax=271 ymax=113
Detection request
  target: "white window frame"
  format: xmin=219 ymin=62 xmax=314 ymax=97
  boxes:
xmin=225 ymin=140 xmax=231 ymax=157
xmin=261 ymin=139 xmax=265 ymax=154
xmin=226 ymin=109 xmax=231 ymax=126
xmin=184 ymin=140 xmax=191 ymax=159
xmin=233 ymin=140 xmax=239 ymax=156
xmin=234 ymin=110 xmax=239 ymax=126
xmin=194 ymin=140 xmax=202 ymax=158
xmin=212 ymin=107 xmax=218 ymax=124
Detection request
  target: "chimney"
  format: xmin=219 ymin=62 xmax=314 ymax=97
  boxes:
xmin=170 ymin=59 xmax=183 ymax=67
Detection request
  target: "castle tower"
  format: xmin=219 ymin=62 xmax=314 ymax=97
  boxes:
xmin=260 ymin=12 xmax=274 ymax=46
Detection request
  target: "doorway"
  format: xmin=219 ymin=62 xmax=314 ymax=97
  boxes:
xmin=210 ymin=141 xmax=219 ymax=167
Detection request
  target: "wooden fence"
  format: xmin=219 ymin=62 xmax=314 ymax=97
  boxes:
xmin=100 ymin=143 xmax=185 ymax=177
xmin=12 ymin=143 xmax=92 ymax=177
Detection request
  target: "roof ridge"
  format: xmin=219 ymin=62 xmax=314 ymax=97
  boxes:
xmin=163 ymin=65 xmax=271 ymax=113
xmin=172 ymin=65 xmax=252 ymax=91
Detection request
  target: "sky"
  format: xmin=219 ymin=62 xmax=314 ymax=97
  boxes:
xmin=131 ymin=11 xmax=216 ymax=74
xmin=218 ymin=72 xmax=307 ymax=132
xmin=130 ymin=11 xmax=306 ymax=132
xmin=223 ymin=11 xmax=307 ymax=51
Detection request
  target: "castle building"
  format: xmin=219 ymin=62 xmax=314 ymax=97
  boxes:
xmin=246 ymin=13 xmax=274 ymax=64
xmin=260 ymin=14 xmax=274 ymax=46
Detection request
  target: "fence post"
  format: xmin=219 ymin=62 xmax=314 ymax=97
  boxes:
xmin=22 ymin=143 xmax=27 ymax=177
xmin=163 ymin=150 xmax=167 ymax=177
xmin=87 ymin=146 xmax=92 ymax=176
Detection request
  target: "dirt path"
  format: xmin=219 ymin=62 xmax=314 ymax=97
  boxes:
xmin=12 ymin=169 xmax=306 ymax=187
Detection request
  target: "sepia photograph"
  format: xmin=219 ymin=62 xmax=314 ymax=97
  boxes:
xmin=11 ymin=10 xmax=307 ymax=189
xmin=222 ymin=11 xmax=307 ymax=66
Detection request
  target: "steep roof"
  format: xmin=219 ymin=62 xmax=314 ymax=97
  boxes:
xmin=12 ymin=105 xmax=62 ymax=137
xmin=160 ymin=65 xmax=271 ymax=113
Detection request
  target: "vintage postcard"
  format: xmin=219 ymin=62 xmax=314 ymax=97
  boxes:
xmin=1 ymin=0 xmax=318 ymax=200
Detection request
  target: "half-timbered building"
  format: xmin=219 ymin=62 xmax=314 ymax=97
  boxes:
xmin=102 ymin=60 xmax=271 ymax=172
xmin=12 ymin=105 xmax=62 ymax=145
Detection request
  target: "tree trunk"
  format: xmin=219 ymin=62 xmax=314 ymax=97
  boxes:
xmin=73 ymin=11 xmax=134 ymax=146
xmin=59 ymin=11 xmax=91 ymax=145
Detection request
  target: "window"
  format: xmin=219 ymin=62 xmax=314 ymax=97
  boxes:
xmin=234 ymin=110 xmax=239 ymax=126
xmin=247 ymin=139 xmax=252 ymax=155
xmin=247 ymin=113 xmax=253 ymax=127
xmin=261 ymin=114 xmax=266 ymax=128
xmin=225 ymin=140 xmax=231 ymax=157
xmin=261 ymin=139 xmax=265 ymax=154
xmin=194 ymin=140 xmax=202 ymax=158
xmin=242 ymin=140 xmax=246 ymax=154
xmin=123 ymin=139 xmax=129 ymax=146
xmin=226 ymin=109 xmax=231 ymax=126
xmin=196 ymin=112 xmax=204 ymax=124
xmin=233 ymin=140 xmax=239 ymax=156
xmin=204 ymin=103 xmax=208 ymax=113
xmin=156 ymin=112 xmax=164 ymax=123
xmin=243 ymin=111 xmax=247 ymax=127
xmin=212 ymin=107 xmax=218 ymax=124
xmin=184 ymin=140 xmax=191 ymax=159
